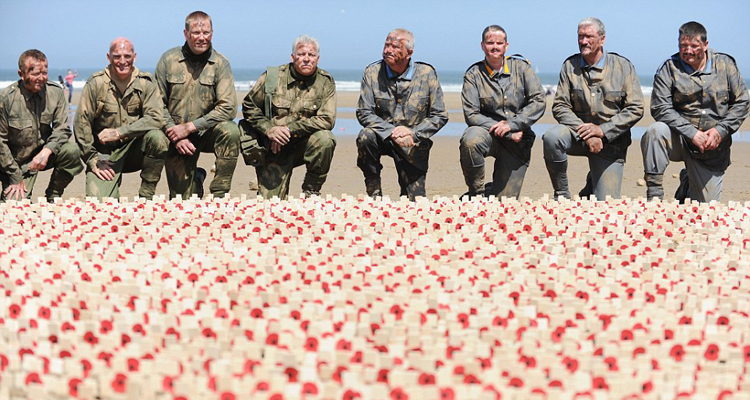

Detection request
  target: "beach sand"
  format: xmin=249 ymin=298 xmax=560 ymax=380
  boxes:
xmin=42 ymin=91 xmax=750 ymax=203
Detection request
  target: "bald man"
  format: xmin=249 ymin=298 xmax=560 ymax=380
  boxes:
xmin=75 ymin=37 xmax=168 ymax=199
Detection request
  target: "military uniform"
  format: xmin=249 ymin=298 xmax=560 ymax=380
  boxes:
xmin=641 ymin=49 xmax=749 ymax=201
xmin=356 ymin=60 xmax=448 ymax=200
xmin=460 ymin=55 xmax=546 ymax=198
xmin=241 ymin=63 xmax=336 ymax=200
xmin=155 ymin=45 xmax=240 ymax=199
xmin=75 ymin=67 xmax=167 ymax=199
xmin=0 ymin=80 xmax=82 ymax=201
xmin=543 ymin=51 xmax=644 ymax=199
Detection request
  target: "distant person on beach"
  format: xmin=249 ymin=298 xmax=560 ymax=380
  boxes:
xmin=240 ymin=35 xmax=336 ymax=200
xmin=0 ymin=49 xmax=82 ymax=201
xmin=64 ymin=69 xmax=77 ymax=103
xmin=74 ymin=38 xmax=167 ymax=199
xmin=356 ymin=28 xmax=448 ymax=200
xmin=459 ymin=25 xmax=546 ymax=199
xmin=543 ymin=17 xmax=644 ymax=200
xmin=155 ymin=10 xmax=240 ymax=199
xmin=641 ymin=21 xmax=749 ymax=202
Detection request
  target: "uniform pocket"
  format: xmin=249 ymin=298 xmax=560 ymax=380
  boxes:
xmin=166 ymin=74 xmax=186 ymax=101
xmin=272 ymin=97 xmax=292 ymax=119
xmin=198 ymin=74 xmax=216 ymax=106
xmin=603 ymin=90 xmax=625 ymax=109
xmin=7 ymin=118 xmax=34 ymax=147
xmin=571 ymin=89 xmax=587 ymax=110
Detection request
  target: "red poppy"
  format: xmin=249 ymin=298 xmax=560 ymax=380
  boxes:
xmin=592 ymin=376 xmax=609 ymax=390
xmin=377 ymin=368 xmax=389 ymax=383
xmin=704 ymin=344 xmax=720 ymax=361
xmin=111 ymin=373 xmax=127 ymax=393
xmin=390 ymin=388 xmax=408 ymax=400
xmin=604 ymin=357 xmax=618 ymax=371
xmin=285 ymin=367 xmax=298 ymax=382
xmin=37 ymin=307 xmax=51 ymax=320
xmin=336 ymin=339 xmax=351 ymax=351
xmin=563 ymin=356 xmax=579 ymax=373
xmin=457 ymin=313 xmax=470 ymax=328
xmin=670 ymin=344 xmax=685 ymax=362
xmin=439 ymin=388 xmax=455 ymax=400
xmin=304 ymin=337 xmax=318 ymax=352
xmin=220 ymin=392 xmax=236 ymax=400
xmin=342 ymin=389 xmax=362 ymax=400
xmin=83 ymin=331 xmax=99 ymax=345
xmin=509 ymin=377 xmax=523 ymax=387
xmin=25 ymin=372 xmax=42 ymax=385
xmin=127 ymin=358 xmax=140 ymax=372
xmin=162 ymin=376 xmax=174 ymax=393
xmin=69 ymin=378 xmax=82 ymax=397
xmin=418 ymin=373 xmax=435 ymax=385
xmin=9 ymin=304 xmax=21 ymax=319
xmin=301 ymin=382 xmax=318 ymax=396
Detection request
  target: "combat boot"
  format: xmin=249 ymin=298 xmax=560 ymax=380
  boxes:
xmin=193 ymin=167 xmax=207 ymax=199
xmin=460 ymin=165 xmax=485 ymax=200
xmin=365 ymin=176 xmax=382 ymax=197
xmin=44 ymin=169 xmax=75 ymax=201
xmin=674 ymin=169 xmax=690 ymax=204
xmin=138 ymin=155 xmax=165 ymax=200
xmin=545 ymin=159 xmax=570 ymax=199
xmin=208 ymin=157 xmax=238 ymax=198
xmin=644 ymin=173 xmax=664 ymax=200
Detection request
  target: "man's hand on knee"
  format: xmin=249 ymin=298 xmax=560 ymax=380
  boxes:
xmin=585 ymin=137 xmax=603 ymax=154
xmin=166 ymin=123 xmax=196 ymax=142
xmin=489 ymin=121 xmax=511 ymax=137
xmin=4 ymin=182 xmax=27 ymax=200
xmin=577 ymin=123 xmax=604 ymax=141
xmin=93 ymin=160 xmax=116 ymax=181
xmin=266 ymin=126 xmax=291 ymax=146
xmin=175 ymin=138 xmax=196 ymax=155
xmin=29 ymin=148 xmax=53 ymax=172
xmin=704 ymin=128 xmax=722 ymax=151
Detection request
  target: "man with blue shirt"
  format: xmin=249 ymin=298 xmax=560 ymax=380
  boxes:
xmin=356 ymin=28 xmax=448 ymax=200
xmin=543 ymin=17 xmax=644 ymax=200
xmin=641 ymin=21 xmax=749 ymax=202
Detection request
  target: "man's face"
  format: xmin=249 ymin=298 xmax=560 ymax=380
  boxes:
xmin=184 ymin=19 xmax=213 ymax=55
xmin=679 ymin=35 xmax=708 ymax=70
xmin=291 ymin=43 xmax=319 ymax=77
xmin=481 ymin=31 xmax=509 ymax=65
xmin=382 ymin=34 xmax=412 ymax=69
xmin=18 ymin=58 xmax=48 ymax=94
xmin=578 ymin=24 xmax=605 ymax=60
xmin=107 ymin=42 xmax=136 ymax=81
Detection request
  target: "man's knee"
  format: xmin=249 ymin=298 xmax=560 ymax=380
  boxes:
xmin=643 ymin=122 xmax=671 ymax=143
xmin=356 ymin=128 xmax=379 ymax=149
xmin=143 ymin=130 xmax=169 ymax=157
xmin=542 ymin=125 xmax=570 ymax=147
xmin=216 ymin=121 xmax=241 ymax=140
xmin=308 ymin=130 xmax=336 ymax=152
xmin=460 ymin=126 xmax=489 ymax=152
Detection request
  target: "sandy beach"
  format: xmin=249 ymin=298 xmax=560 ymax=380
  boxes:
xmin=40 ymin=91 xmax=750 ymax=203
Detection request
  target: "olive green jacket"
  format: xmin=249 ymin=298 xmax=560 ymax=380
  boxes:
xmin=242 ymin=63 xmax=336 ymax=140
xmin=356 ymin=60 xmax=448 ymax=142
xmin=552 ymin=52 xmax=644 ymax=161
xmin=155 ymin=46 xmax=238 ymax=134
xmin=651 ymin=49 xmax=749 ymax=170
xmin=0 ymin=81 xmax=71 ymax=184
xmin=74 ymin=67 xmax=165 ymax=169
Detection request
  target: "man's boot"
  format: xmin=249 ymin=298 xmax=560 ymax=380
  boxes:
xmin=45 ymin=169 xmax=75 ymax=201
xmin=545 ymin=159 xmax=570 ymax=199
xmin=644 ymin=173 xmax=664 ymax=200
xmin=460 ymin=165 xmax=484 ymax=200
xmin=139 ymin=155 xmax=166 ymax=200
xmin=674 ymin=169 xmax=690 ymax=204
xmin=365 ymin=176 xmax=382 ymax=197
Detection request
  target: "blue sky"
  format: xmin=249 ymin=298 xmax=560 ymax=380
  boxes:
xmin=2 ymin=0 xmax=749 ymax=77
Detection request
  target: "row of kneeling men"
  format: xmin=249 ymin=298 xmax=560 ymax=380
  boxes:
xmin=1 ymin=13 xmax=747 ymax=202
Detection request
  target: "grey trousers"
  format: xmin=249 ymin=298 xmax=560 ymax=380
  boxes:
xmin=641 ymin=122 xmax=723 ymax=202
xmin=459 ymin=126 xmax=529 ymax=198
xmin=543 ymin=124 xmax=624 ymax=200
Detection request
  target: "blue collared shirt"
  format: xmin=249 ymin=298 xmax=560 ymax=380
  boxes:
xmin=580 ymin=51 xmax=607 ymax=70
xmin=678 ymin=53 xmax=712 ymax=75
xmin=385 ymin=60 xmax=414 ymax=80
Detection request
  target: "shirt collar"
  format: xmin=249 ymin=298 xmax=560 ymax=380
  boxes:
xmin=678 ymin=49 xmax=712 ymax=75
xmin=385 ymin=60 xmax=414 ymax=81
xmin=580 ymin=51 xmax=606 ymax=70
xmin=18 ymin=81 xmax=44 ymax=100
xmin=105 ymin=66 xmax=141 ymax=93
xmin=484 ymin=57 xmax=510 ymax=77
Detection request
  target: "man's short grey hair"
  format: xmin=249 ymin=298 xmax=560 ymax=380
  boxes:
xmin=578 ymin=17 xmax=606 ymax=37
xmin=292 ymin=35 xmax=319 ymax=54
xmin=388 ymin=28 xmax=415 ymax=51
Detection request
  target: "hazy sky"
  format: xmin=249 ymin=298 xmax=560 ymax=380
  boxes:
xmin=2 ymin=0 xmax=749 ymax=77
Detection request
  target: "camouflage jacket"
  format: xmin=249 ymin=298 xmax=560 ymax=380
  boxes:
xmin=552 ymin=52 xmax=644 ymax=161
xmin=0 ymin=81 xmax=70 ymax=184
xmin=74 ymin=67 xmax=164 ymax=169
xmin=356 ymin=60 xmax=448 ymax=142
xmin=651 ymin=49 xmax=749 ymax=170
xmin=242 ymin=63 xmax=336 ymax=140
xmin=155 ymin=46 xmax=238 ymax=134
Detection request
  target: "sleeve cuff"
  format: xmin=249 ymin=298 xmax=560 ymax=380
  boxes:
xmin=192 ymin=118 xmax=208 ymax=133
